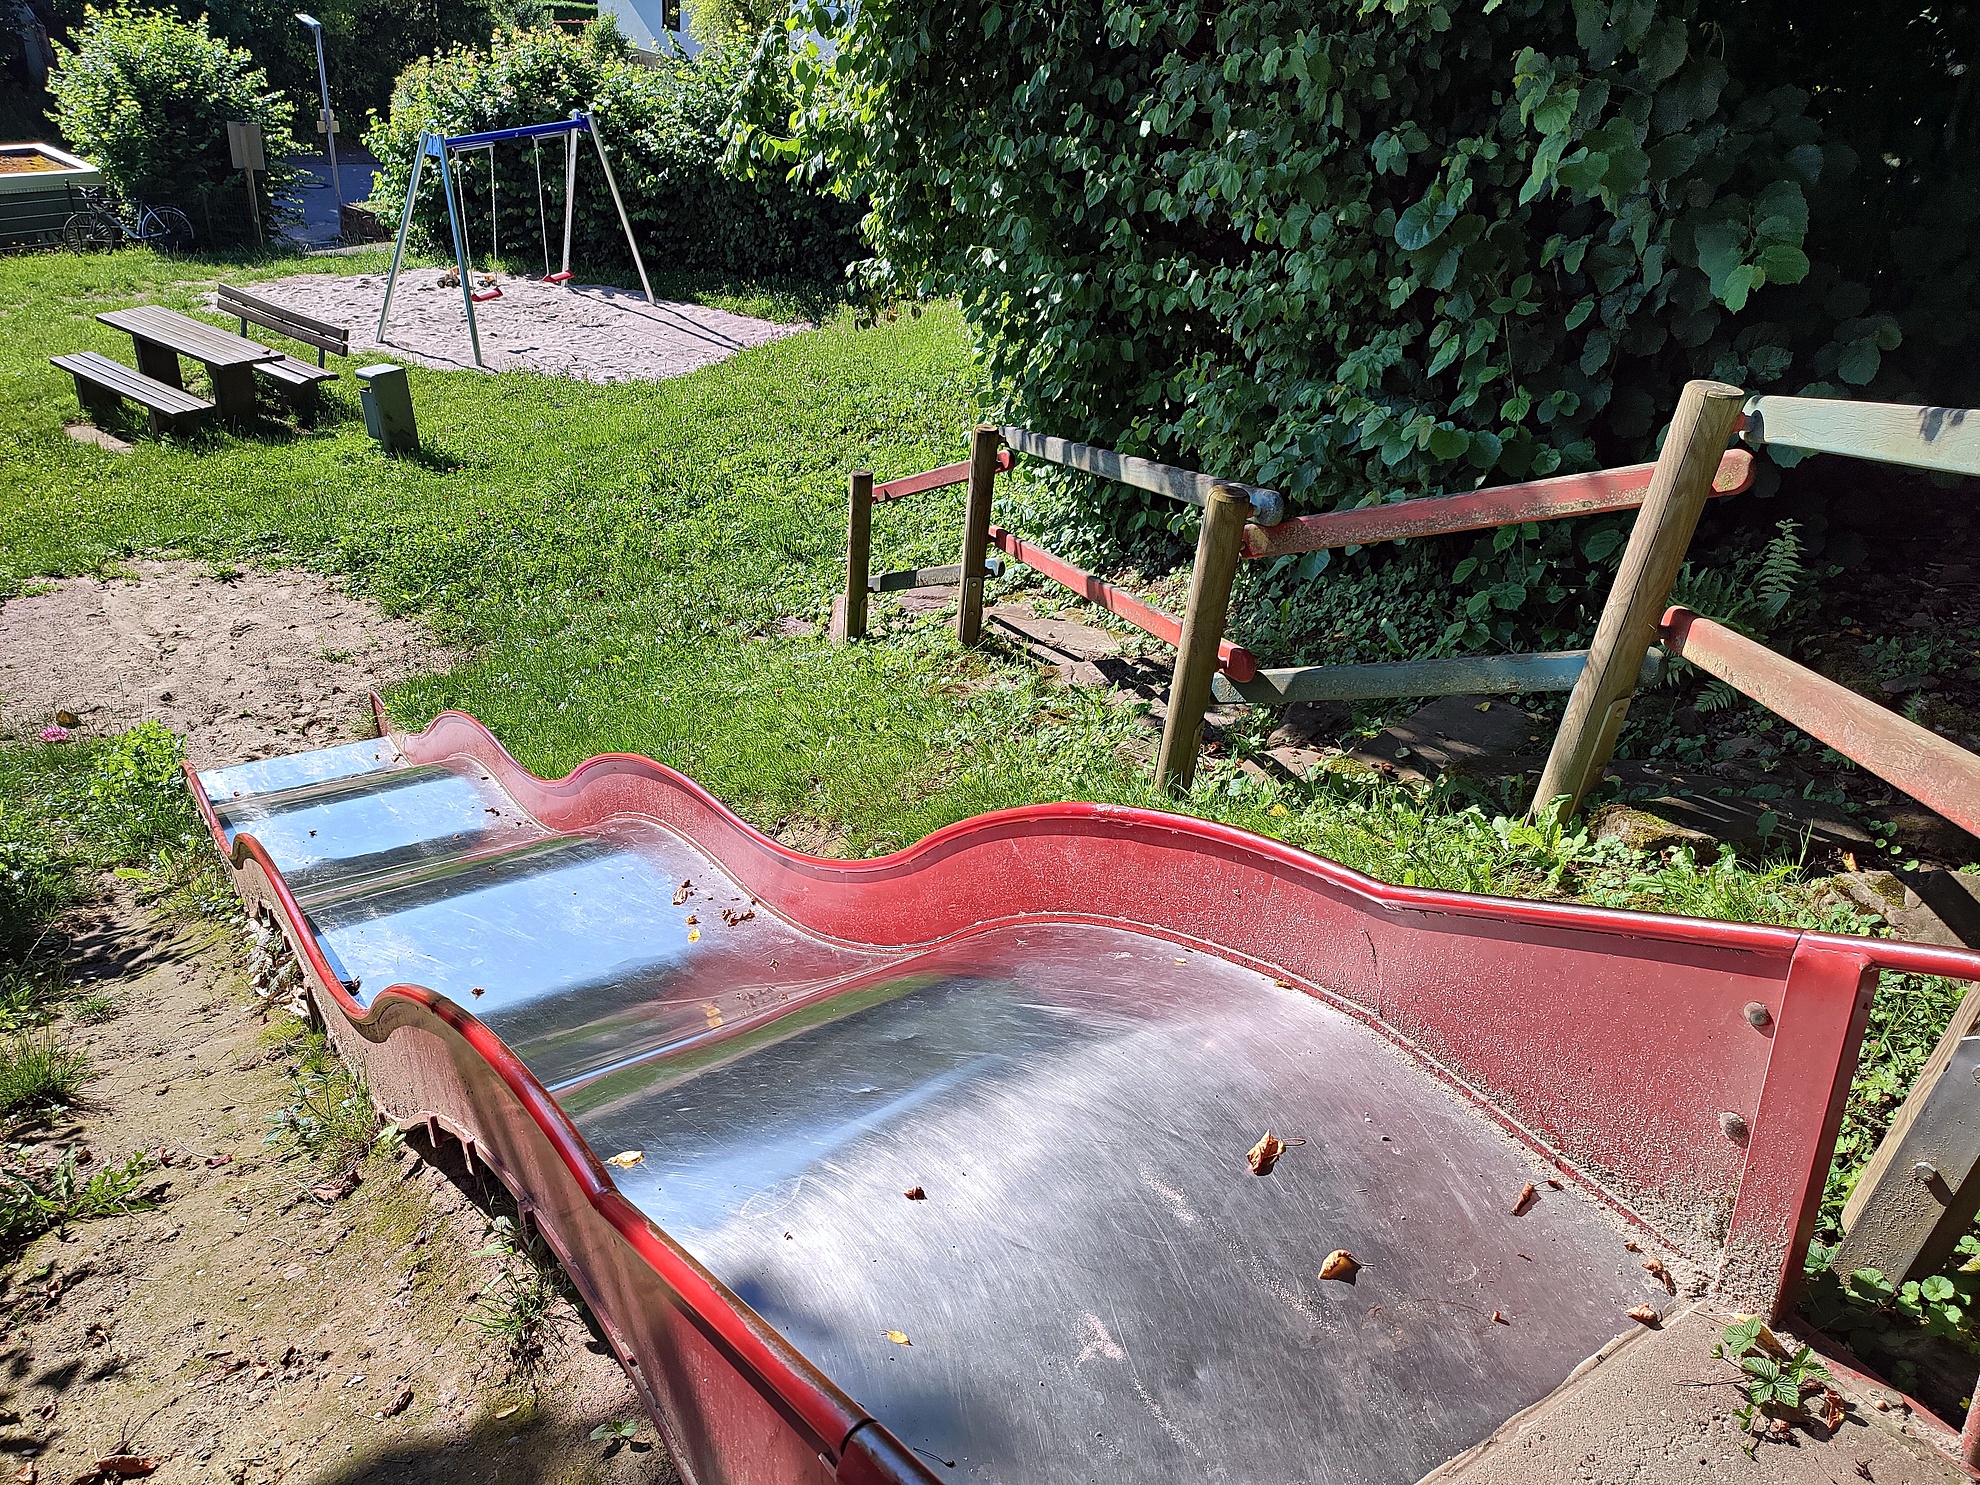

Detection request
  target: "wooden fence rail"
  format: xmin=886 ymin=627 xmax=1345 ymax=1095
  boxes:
xmin=1241 ymin=449 xmax=1754 ymax=560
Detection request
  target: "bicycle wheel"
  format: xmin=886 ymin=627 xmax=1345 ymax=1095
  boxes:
xmin=141 ymin=206 xmax=196 ymax=253
xmin=61 ymin=211 xmax=122 ymax=253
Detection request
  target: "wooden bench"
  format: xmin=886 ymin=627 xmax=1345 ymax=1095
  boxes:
xmin=51 ymin=351 xmax=213 ymax=436
xmin=217 ymin=283 xmax=349 ymax=365
xmin=217 ymin=283 xmax=347 ymax=413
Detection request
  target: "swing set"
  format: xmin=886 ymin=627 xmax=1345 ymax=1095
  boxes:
xmin=377 ymin=110 xmax=654 ymax=368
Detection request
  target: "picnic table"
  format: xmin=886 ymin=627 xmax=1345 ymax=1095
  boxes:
xmin=96 ymin=305 xmax=279 ymax=421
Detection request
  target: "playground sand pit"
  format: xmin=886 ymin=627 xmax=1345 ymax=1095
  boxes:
xmin=228 ymin=270 xmax=808 ymax=382
xmin=0 ymin=560 xmax=450 ymax=765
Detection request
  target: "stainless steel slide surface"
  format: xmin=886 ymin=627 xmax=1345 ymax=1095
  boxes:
xmin=193 ymin=712 xmax=1971 ymax=1485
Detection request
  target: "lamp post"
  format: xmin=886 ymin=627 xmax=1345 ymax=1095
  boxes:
xmin=294 ymin=13 xmax=339 ymax=210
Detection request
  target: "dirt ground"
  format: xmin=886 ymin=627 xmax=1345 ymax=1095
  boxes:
xmin=225 ymin=272 xmax=807 ymax=383
xmin=0 ymin=563 xmax=673 ymax=1483
xmin=0 ymin=561 xmax=447 ymax=769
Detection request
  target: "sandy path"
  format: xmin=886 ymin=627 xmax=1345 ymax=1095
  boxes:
xmin=0 ymin=564 xmax=672 ymax=1480
xmin=228 ymin=271 xmax=807 ymax=382
xmin=0 ymin=561 xmax=449 ymax=767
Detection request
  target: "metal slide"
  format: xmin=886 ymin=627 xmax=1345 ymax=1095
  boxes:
xmin=188 ymin=705 xmax=1980 ymax=1485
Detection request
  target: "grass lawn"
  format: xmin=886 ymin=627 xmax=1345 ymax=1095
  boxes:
xmin=0 ymin=245 xmax=1970 ymax=1269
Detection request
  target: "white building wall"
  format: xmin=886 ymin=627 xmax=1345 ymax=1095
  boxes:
xmin=598 ymin=0 xmax=700 ymax=57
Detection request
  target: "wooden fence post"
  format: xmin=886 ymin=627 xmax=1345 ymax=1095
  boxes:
xmin=1533 ymin=379 xmax=1746 ymax=818
xmin=1156 ymin=483 xmax=1253 ymax=795
xmin=831 ymin=469 xmax=874 ymax=643
xmin=957 ymin=425 xmax=1001 ymax=646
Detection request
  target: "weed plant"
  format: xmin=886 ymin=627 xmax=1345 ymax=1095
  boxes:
xmin=0 ymin=1034 xmax=89 ymax=1119
xmin=266 ymin=1029 xmax=382 ymax=1178
xmin=472 ymin=1213 xmax=574 ymax=1384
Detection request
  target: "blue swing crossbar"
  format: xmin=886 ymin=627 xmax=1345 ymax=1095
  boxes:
xmin=427 ymin=113 xmax=594 ymax=154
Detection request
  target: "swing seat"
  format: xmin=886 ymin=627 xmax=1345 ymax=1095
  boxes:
xmin=542 ymin=271 xmax=574 ymax=284
xmin=471 ymin=286 xmax=503 ymax=303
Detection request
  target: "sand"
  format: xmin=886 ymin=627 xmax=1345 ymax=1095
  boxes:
xmin=0 ymin=560 xmax=451 ymax=767
xmin=226 ymin=269 xmax=808 ymax=383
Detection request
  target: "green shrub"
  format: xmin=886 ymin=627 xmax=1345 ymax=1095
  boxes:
xmin=739 ymin=0 xmax=1974 ymax=653
xmin=365 ymin=23 xmax=858 ymax=281
xmin=48 ymin=5 xmax=302 ymax=244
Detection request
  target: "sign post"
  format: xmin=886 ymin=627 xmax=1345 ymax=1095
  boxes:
xmin=226 ymin=120 xmax=266 ymax=246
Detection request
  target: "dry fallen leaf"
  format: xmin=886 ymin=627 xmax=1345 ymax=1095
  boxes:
xmin=15 ymin=1464 xmax=34 ymax=1484
xmin=673 ymin=880 xmax=693 ymax=905
xmin=1624 ymin=1240 xmax=1641 ymax=1253
xmin=1248 ymin=1132 xmax=1286 ymax=1176
xmin=1544 ymin=1178 xmax=1563 ymax=1190
xmin=1642 ymin=1257 xmax=1675 ymax=1293
xmin=605 ymin=1150 xmax=644 ymax=1168
xmin=688 ymin=927 xmax=701 ymax=942
xmin=1814 ymin=1384 xmax=1846 ymax=1430
xmin=470 ymin=987 xmax=485 ymax=997
xmin=884 ymin=1330 xmax=911 ymax=1346
xmin=1626 ymin=1304 xmax=1660 ymax=1326
xmin=55 ymin=710 xmax=80 ymax=727
xmin=722 ymin=907 xmax=755 ymax=926
xmin=903 ymin=1186 xmax=927 ymax=1201
xmin=384 ymin=1387 xmax=413 ymax=1418
xmin=93 ymin=1462 xmax=158 ymax=1480
xmin=1511 ymin=1182 xmax=1538 ymax=1216
xmin=1318 ymin=1250 xmax=1359 ymax=1281
xmin=684 ymin=914 xmax=698 ymax=925
xmin=1490 ymin=1310 xmax=1510 ymax=1325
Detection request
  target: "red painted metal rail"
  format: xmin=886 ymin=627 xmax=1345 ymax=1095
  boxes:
xmin=988 ymin=526 xmax=1259 ymax=681
xmin=872 ymin=449 xmax=1014 ymax=503
xmin=1241 ymin=448 xmax=1755 ymax=559
xmin=1658 ymin=606 xmax=1980 ymax=842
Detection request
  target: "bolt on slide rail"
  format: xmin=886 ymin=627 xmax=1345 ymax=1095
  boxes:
xmin=189 ymin=699 xmax=1980 ymax=1484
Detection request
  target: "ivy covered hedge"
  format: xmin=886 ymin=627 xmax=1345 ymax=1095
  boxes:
xmin=739 ymin=0 xmax=1976 ymax=655
xmin=367 ymin=24 xmax=858 ymax=282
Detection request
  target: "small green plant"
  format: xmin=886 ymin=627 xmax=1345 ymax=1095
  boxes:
xmin=0 ymin=1147 xmax=154 ymax=1249
xmin=589 ymin=1418 xmax=644 ymax=1455
xmin=1712 ymin=1314 xmax=1838 ymax=1450
xmin=471 ymin=1214 xmax=572 ymax=1383
xmin=0 ymin=1033 xmax=89 ymax=1117
xmin=265 ymin=1031 xmax=380 ymax=1178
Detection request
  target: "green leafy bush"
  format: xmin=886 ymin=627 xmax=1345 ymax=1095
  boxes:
xmin=365 ymin=23 xmax=858 ymax=281
xmin=739 ymin=0 xmax=1972 ymax=651
xmin=83 ymin=720 xmax=198 ymax=863
xmin=48 ymin=5 xmax=301 ymax=244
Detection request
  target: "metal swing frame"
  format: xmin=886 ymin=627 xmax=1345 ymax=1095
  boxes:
xmin=377 ymin=110 xmax=654 ymax=368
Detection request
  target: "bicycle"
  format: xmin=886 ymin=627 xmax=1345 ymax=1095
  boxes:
xmin=61 ymin=187 xmax=196 ymax=254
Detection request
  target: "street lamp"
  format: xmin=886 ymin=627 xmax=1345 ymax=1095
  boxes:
xmin=294 ymin=13 xmax=339 ymax=209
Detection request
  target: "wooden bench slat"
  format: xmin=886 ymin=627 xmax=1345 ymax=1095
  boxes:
xmin=51 ymin=352 xmax=213 ymax=415
xmin=257 ymin=354 xmax=337 ymax=387
xmin=217 ymin=284 xmax=350 ymax=357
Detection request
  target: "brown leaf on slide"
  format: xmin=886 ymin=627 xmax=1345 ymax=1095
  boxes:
xmin=884 ymin=1330 xmax=911 ymax=1346
xmin=1626 ymin=1304 xmax=1660 ymax=1327
xmin=1246 ymin=1132 xmax=1304 ymax=1176
xmin=1318 ymin=1250 xmax=1359 ymax=1282
xmin=1511 ymin=1182 xmax=1538 ymax=1216
xmin=903 ymin=1187 xmax=926 ymax=1201
xmin=1490 ymin=1310 xmax=1510 ymax=1325
xmin=673 ymin=880 xmax=694 ymax=905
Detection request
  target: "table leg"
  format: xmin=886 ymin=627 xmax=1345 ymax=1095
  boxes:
xmin=130 ymin=336 xmax=182 ymax=389
xmin=209 ymin=364 xmax=258 ymax=421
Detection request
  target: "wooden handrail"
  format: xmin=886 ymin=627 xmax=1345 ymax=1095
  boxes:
xmin=1659 ymin=606 xmax=1980 ymax=841
xmin=1743 ymin=395 xmax=1980 ymax=476
xmin=1000 ymin=427 xmax=1286 ymax=526
xmin=1242 ymin=449 xmax=1754 ymax=559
